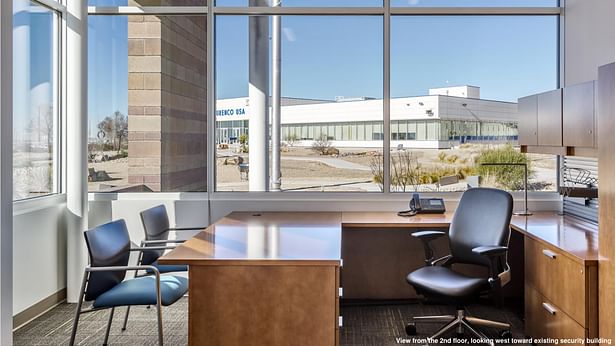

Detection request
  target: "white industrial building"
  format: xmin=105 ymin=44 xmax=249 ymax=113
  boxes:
xmin=216 ymin=86 xmax=519 ymax=149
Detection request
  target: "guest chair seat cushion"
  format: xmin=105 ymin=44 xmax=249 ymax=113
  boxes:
xmin=93 ymin=275 xmax=188 ymax=308
xmin=147 ymin=261 xmax=188 ymax=274
xmin=406 ymin=266 xmax=487 ymax=298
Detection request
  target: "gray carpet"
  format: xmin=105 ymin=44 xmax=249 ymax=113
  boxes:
xmin=14 ymin=298 xmax=525 ymax=345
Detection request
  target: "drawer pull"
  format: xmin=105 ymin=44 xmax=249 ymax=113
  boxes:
xmin=542 ymin=249 xmax=557 ymax=259
xmin=542 ymin=302 xmax=557 ymax=315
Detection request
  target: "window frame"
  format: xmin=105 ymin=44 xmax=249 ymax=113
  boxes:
xmin=12 ymin=0 xmax=65 ymax=202
xmin=85 ymin=1 xmax=562 ymax=197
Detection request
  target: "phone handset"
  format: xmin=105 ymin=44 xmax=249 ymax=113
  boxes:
xmin=409 ymin=193 xmax=422 ymax=213
xmin=398 ymin=193 xmax=420 ymax=217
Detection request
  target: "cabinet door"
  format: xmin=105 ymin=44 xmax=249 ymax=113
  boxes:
xmin=518 ymin=95 xmax=538 ymax=146
xmin=537 ymin=89 xmax=563 ymax=146
xmin=563 ymin=81 xmax=595 ymax=148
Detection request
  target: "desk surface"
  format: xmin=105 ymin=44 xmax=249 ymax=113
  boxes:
xmin=160 ymin=211 xmax=598 ymax=265
xmin=511 ymin=212 xmax=598 ymax=264
xmin=159 ymin=212 xmax=343 ymax=266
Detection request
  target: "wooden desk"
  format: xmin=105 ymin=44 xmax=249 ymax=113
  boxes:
xmin=160 ymin=212 xmax=342 ymax=346
xmin=159 ymin=211 xmax=598 ymax=346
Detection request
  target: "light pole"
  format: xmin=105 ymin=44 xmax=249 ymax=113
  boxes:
xmin=480 ymin=162 xmax=532 ymax=216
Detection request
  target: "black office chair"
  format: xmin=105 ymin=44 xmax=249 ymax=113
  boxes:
xmin=69 ymin=219 xmax=188 ymax=346
xmin=405 ymin=187 xmax=513 ymax=343
xmin=122 ymin=204 xmax=204 ymax=331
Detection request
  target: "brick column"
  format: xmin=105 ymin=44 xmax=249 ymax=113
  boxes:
xmin=127 ymin=15 xmax=207 ymax=191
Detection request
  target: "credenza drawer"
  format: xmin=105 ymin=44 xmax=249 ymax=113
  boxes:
xmin=525 ymin=237 xmax=586 ymax=326
xmin=525 ymin=283 xmax=586 ymax=341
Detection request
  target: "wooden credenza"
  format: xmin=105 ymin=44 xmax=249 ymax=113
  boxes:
xmin=513 ymin=216 xmax=598 ymax=341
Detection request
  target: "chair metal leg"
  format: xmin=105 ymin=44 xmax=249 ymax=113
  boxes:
xmin=430 ymin=318 xmax=460 ymax=339
xmin=155 ymin=274 xmax=164 ymax=346
xmin=69 ymin=272 xmax=88 ymax=346
xmin=103 ymin=307 xmax=115 ymax=346
xmin=413 ymin=315 xmax=455 ymax=324
xmin=121 ymin=306 xmax=130 ymax=331
xmin=465 ymin=316 xmax=510 ymax=330
xmin=461 ymin=319 xmax=493 ymax=346
xmin=156 ymin=304 xmax=164 ymax=346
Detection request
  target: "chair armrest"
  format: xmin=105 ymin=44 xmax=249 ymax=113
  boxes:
xmin=141 ymin=239 xmax=185 ymax=245
xmin=472 ymin=245 xmax=510 ymax=303
xmin=411 ymin=230 xmax=446 ymax=241
xmin=411 ymin=230 xmax=447 ymax=266
xmin=166 ymin=226 xmax=206 ymax=232
xmin=86 ymin=265 xmax=160 ymax=277
xmin=472 ymin=245 xmax=507 ymax=257
xmin=130 ymin=246 xmax=177 ymax=252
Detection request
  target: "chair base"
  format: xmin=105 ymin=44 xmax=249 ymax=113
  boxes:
xmin=406 ymin=309 xmax=511 ymax=346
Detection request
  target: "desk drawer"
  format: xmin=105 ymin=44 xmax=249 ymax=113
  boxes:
xmin=525 ymin=284 xmax=586 ymax=341
xmin=525 ymin=237 xmax=586 ymax=326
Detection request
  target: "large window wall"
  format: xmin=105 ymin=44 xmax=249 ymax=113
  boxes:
xmin=87 ymin=2 xmax=561 ymax=195
xmin=88 ymin=14 xmax=208 ymax=192
xmin=388 ymin=15 xmax=559 ymax=192
xmin=13 ymin=0 xmax=61 ymax=200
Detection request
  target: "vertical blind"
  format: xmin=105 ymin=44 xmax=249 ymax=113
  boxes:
xmin=561 ymin=156 xmax=598 ymax=224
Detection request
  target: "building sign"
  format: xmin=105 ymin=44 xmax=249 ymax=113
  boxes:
xmin=216 ymin=108 xmax=247 ymax=117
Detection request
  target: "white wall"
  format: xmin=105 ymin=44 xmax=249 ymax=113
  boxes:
xmin=13 ymin=200 xmax=66 ymax=315
xmin=564 ymin=0 xmax=615 ymax=86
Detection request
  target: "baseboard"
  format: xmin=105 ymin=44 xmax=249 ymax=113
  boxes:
xmin=13 ymin=288 xmax=67 ymax=330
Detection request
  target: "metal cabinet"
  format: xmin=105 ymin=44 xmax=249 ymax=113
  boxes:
xmin=518 ymin=95 xmax=538 ymax=146
xmin=563 ymin=81 xmax=596 ymax=148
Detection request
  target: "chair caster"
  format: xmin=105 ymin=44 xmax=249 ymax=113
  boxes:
xmin=500 ymin=330 xmax=512 ymax=338
xmin=405 ymin=323 xmax=417 ymax=335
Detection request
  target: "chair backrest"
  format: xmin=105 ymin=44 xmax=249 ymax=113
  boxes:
xmin=449 ymin=188 xmax=513 ymax=268
xmin=83 ymin=219 xmax=131 ymax=301
xmin=140 ymin=205 xmax=171 ymax=265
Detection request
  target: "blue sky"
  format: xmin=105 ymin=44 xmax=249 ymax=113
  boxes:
xmin=13 ymin=0 xmax=55 ymax=137
xmin=88 ymin=16 xmax=128 ymax=138
xmin=88 ymin=13 xmax=558 ymax=133
xmin=212 ymin=0 xmax=556 ymax=7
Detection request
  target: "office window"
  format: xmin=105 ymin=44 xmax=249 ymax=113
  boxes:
xmin=216 ymin=0 xmax=381 ymax=7
xmin=389 ymin=16 xmax=558 ymax=192
xmin=89 ymin=0 xmax=205 ymax=6
xmin=215 ymin=15 xmax=383 ymax=192
xmin=13 ymin=0 xmax=60 ymax=200
xmin=391 ymin=0 xmax=558 ymax=7
xmin=88 ymin=15 xmax=207 ymax=192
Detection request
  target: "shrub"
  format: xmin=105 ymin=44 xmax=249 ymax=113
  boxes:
xmin=369 ymin=154 xmax=384 ymax=191
xmin=311 ymin=135 xmax=334 ymax=155
xmin=239 ymin=134 xmax=249 ymax=153
xmin=437 ymin=152 xmax=447 ymax=162
xmin=285 ymin=134 xmax=298 ymax=147
xmin=476 ymin=144 xmax=532 ymax=190
xmin=445 ymin=154 xmax=459 ymax=164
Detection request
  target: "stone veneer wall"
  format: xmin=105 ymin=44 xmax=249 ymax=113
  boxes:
xmin=127 ymin=15 xmax=207 ymax=191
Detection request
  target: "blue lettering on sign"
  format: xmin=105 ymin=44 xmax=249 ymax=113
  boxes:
xmin=216 ymin=108 xmax=246 ymax=117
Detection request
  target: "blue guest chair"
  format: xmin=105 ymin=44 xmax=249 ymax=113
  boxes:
xmin=122 ymin=204 xmax=205 ymax=330
xmin=69 ymin=219 xmax=188 ymax=346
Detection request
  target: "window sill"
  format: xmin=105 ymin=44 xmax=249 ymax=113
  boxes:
xmin=13 ymin=194 xmax=66 ymax=216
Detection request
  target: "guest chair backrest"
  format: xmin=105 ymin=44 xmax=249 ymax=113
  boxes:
xmin=83 ymin=219 xmax=131 ymax=301
xmin=140 ymin=205 xmax=171 ymax=265
xmin=449 ymin=188 xmax=513 ymax=267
